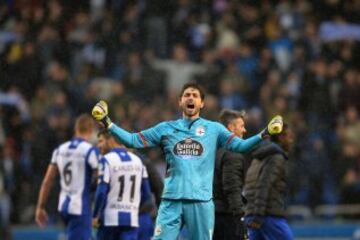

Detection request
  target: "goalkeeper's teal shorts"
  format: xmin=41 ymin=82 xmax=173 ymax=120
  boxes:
xmin=153 ymin=199 xmax=214 ymax=240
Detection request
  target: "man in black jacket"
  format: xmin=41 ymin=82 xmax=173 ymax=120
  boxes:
xmin=138 ymin=156 xmax=164 ymax=240
xmin=213 ymin=109 xmax=248 ymax=240
xmin=244 ymin=124 xmax=295 ymax=240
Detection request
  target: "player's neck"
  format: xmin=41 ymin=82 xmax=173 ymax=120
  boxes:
xmin=182 ymin=113 xmax=200 ymax=121
xmin=75 ymin=133 xmax=90 ymax=142
xmin=110 ymin=143 xmax=124 ymax=149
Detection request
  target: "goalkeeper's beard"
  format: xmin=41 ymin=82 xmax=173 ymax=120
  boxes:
xmin=183 ymin=107 xmax=201 ymax=118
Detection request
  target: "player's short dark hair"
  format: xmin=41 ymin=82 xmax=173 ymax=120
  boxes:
xmin=97 ymin=129 xmax=112 ymax=139
xmin=219 ymin=109 xmax=246 ymax=127
xmin=75 ymin=113 xmax=95 ymax=134
xmin=179 ymin=82 xmax=205 ymax=100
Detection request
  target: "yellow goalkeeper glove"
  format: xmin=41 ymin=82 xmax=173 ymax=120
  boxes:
xmin=261 ymin=115 xmax=283 ymax=138
xmin=91 ymin=100 xmax=112 ymax=128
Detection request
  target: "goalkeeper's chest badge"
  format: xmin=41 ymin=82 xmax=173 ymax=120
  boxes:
xmin=195 ymin=126 xmax=205 ymax=136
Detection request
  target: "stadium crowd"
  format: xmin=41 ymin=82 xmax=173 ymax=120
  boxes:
xmin=0 ymin=0 xmax=360 ymax=236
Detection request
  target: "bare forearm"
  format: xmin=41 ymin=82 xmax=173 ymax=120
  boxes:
xmin=37 ymin=180 xmax=53 ymax=209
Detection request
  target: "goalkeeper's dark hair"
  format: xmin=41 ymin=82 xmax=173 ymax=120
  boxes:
xmin=270 ymin=123 xmax=289 ymax=143
xmin=75 ymin=114 xmax=95 ymax=134
xmin=179 ymin=82 xmax=205 ymax=100
xmin=219 ymin=109 xmax=246 ymax=127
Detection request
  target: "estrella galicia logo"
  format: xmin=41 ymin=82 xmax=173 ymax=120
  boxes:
xmin=173 ymin=138 xmax=204 ymax=157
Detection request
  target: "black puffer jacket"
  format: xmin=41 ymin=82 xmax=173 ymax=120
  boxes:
xmin=213 ymin=149 xmax=247 ymax=215
xmin=244 ymin=140 xmax=289 ymax=217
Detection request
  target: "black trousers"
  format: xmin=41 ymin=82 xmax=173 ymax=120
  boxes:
xmin=213 ymin=212 xmax=247 ymax=240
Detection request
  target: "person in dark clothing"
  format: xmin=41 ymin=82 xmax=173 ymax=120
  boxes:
xmin=138 ymin=156 xmax=164 ymax=240
xmin=141 ymin=157 xmax=164 ymax=208
xmin=244 ymin=124 xmax=295 ymax=240
xmin=213 ymin=109 xmax=248 ymax=240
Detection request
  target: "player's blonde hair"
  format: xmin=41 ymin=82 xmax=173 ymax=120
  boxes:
xmin=75 ymin=113 xmax=95 ymax=134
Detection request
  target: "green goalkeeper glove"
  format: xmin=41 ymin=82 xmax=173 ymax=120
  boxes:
xmin=261 ymin=115 xmax=283 ymax=138
xmin=91 ymin=100 xmax=112 ymax=128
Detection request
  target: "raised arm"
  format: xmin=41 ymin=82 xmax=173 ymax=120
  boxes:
xmin=92 ymin=100 xmax=164 ymax=148
xmin=228 ymin=134 xmax=262 ymax=153
xmin=109 ymin=123 xmax=163 ymax=148
xmin=217 ymin=123 xmax=262 ymax=153
xmin=218 ymin=115 xmax=284 ymax=153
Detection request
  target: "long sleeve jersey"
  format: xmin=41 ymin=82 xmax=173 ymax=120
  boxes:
xmin=109 ymin=117 xmax=262 ymax=201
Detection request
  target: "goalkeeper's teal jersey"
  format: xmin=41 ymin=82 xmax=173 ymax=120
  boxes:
xmin=109 ymin=117 xmax=261 ymax=201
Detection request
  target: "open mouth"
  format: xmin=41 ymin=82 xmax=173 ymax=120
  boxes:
xmin=187 ymin=103 xmax=195 ymax=109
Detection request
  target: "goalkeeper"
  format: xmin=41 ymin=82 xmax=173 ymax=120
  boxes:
xmin=92 ymin=82 xmax=283 ymax=240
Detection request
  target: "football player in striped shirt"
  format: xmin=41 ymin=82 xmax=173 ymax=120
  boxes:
xmin=93 ymin=130 xmax=151 ymax=240
xmin=35 ymin=114 xmax=100 ymax=240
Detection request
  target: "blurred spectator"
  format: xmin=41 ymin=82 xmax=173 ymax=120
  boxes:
xmin=338 ymin=69 xmax=360 ymax=111
xmin=195 ymin=49 xmax=222 ymax=95
xmin=0 ymin=148 xmax=11 ymax=240
xmin=0 ymin=88 xmax=30 ymax=122
xmin=294 ymin=136 xmax=337 ymax=208
xmin=149 ymin=43 xmax=206 ymax=95
xmin=235 ymin=42 xmax=258 ymax=90
xmin=219 ymin=79 xmax=247 ymax=110
xmin=237 ymin=2 xmax=264 ymax=46
xmin=260 ymin=69 xmax=281 ymax=116
xmin=122 ymin=51 xmax=165 ymax=103
xmin=338 ymin=142 xmax=360 ymax=204
xmin=216 ymin=11 xmax=240 ymax=54
xmin=300 ymin=58 xmax=335 ymax=133
xmin=268 ymin=26 xmax=293 ymax=72
xmin=337 ymin=106 xmax=360 ymax=147
xmin=144 ymin=0 xmax=170 ymax=57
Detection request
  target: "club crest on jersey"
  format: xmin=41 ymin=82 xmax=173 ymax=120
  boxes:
xmin=173 ymin=138 xmax=204 ymax=157
xmin=195 ymin=126 xmax=205 ymax=136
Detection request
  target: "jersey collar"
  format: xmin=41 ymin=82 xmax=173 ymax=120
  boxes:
xmin=181 ymin=117 xmax=201 ymax=129
xmin=110 ymin=147 xmax=131 ymax=161
xmin=68 ymin=137 xmax=84 ymax=149
xmin=110 ymin=147 xmax=128 ymax=153
xmin=72 ymin=137 xmax=85 ymax=142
